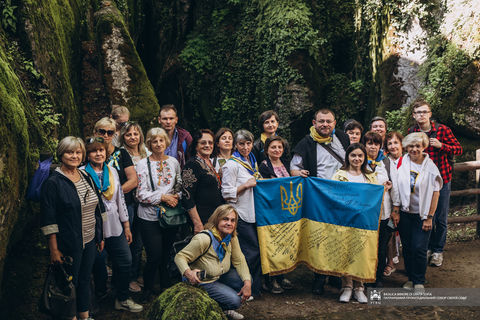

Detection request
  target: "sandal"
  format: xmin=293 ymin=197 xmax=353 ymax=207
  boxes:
xmin=383 ymin=265 xmax=396 ymax=276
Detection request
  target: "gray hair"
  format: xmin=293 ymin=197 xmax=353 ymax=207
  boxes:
xmin=234 ymin=129 xmax=254 ymax=145
xmin=402 ymin=132 xmax=429 ymax=149
xmin=57 ymin=136 xmax=86 ymax=162
xmin=145 ymin=127 xmax=171 ymax=152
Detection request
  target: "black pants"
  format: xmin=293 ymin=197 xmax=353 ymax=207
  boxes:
xmin=376 ymin=219 xmax=391 ymax=283
xmin=138 ymin=218 xmax=177 ymax=291
xmin=237 ymin=219 xmax=262 ymax=296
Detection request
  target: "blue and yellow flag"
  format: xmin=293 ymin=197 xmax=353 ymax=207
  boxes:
xmin=254 ymin=176 xmax=384 ymax=282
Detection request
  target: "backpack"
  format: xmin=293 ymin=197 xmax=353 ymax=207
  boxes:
xmin=26 ymin=156 xmax=53 ymax=201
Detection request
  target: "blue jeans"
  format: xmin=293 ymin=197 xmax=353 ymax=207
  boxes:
xmin=127 ymin=203 xmax=135 ymax=226
xmin=68 ymin=240 xmax=96 ymax=313
xmin=105 ymin=232 xmax=132 ymax=301
xmin=236 ymin=219 xmax=261 ymax=296
xmin=201 ymin=268 xmax=244 ymax=310
xmin=429 ymin=181 xmax=450 ymax=253
xmin=398 ymin=212 xmax=431 ymax=285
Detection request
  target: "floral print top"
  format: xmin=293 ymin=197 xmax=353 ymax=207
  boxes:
xmin=136 ymin=156 xmax=182 ymax=221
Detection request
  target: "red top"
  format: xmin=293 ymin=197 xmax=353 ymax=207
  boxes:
xmin=408 ymin=121 xmax=462 ymax=183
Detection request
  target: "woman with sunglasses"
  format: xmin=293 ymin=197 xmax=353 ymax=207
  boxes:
xmin=81 ymin=137 xmax=143 ymax=312
xmin=182 ymin=129 xmax=224 ymax=234
xmin=94 ymin=117 xmax=138 ymax=219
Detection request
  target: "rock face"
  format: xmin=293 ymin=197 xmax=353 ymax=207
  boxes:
xmin=0 ymin=0 xmax=160 ymax=293
xmin=95 ymin=1 xmax=160 ymax=130
xmin=147 ymin=282 xmax=227 ymax=320
xmin=378 ymin=0 xmax=480 ymax=136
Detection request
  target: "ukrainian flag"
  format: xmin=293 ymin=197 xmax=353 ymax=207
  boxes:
xmin=254 ymin=176 xmax=384 ymax=282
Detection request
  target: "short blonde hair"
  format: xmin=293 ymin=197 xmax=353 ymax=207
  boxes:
xmin=94 ymin=117 xmax=116 ymax=133
xmin=57 ymin=136 xmax=86 ymax=162
xmin=111 ymin=106 xmax=130 ymax=119
xmin=204 ymin=204 xmax=238 ymax=237
xmin=145 ymin=127 xmax=171 ymax=152
xmin=402 ymin=132 xmax=429 ymax=149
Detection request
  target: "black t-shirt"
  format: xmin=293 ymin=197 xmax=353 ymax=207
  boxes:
xmin=108 ymin=147 xmax=135 ymax=205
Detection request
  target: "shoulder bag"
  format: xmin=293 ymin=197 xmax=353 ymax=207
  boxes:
xmin=147 ymin=157 xmax=187 ymax=228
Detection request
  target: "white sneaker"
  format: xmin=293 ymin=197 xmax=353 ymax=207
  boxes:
xmin=224 ymin=309 xmax=244 ymax=320
xmin=339 ymin=287 xmax=352 ymax=303
xmin=246 ymin=296 xmax=254 ymax=302
xmin=353 ymin=287 xmax=368 ymax=304
xmin=402 ymin=281 xmax=413 ymax=289
xmin=430 ymin=252 xmax=443 ymax=267
xmin=115 ymin=298 xmax=143 ymax=313
xmin=414 ymin=284 xmax=425 ymax=292
xmin=392 ymin=256 xmax=399 ymax=264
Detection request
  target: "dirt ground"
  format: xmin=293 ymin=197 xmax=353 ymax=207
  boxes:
xmin=238 ymin=239 xmax=480 ymax=319
xmin=3 ymin=235 xmax=478 ymax=320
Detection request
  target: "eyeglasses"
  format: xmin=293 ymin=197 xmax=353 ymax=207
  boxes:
xmin=86 ymin=137 xmax=105 ymax=144
xmin=315 ymin=119 xmax=334 ymax=124
xmin=96 ymin=128 xmax=115 ymax=136
xmin=413 ymin=110 xmax=430 ymax=115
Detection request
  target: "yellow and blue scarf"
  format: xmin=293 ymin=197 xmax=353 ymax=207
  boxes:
xmin=85 ymin=163 xmax=115 ymax=200
xmin=368 ymin=150 xmax=386 ymax=167
xmin=310 ymin=126 xmax=334 ymax=145
xmin=210 ymin=227 xmax=232 ymax=262
xmin=231 ymin=151 xmax=261 ymax=179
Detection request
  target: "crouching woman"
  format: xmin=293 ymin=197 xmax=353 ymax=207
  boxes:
xmin=174 ymin=204 xmax=251 ymax=319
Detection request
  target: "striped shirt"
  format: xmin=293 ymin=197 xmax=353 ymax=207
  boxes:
xmin=74 ymin=174 xmax=98 ymax=245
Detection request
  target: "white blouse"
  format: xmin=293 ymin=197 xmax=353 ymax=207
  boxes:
xmin=221 ymin=158 xmax=256 ymax=223
xmin=136 ymin=156 xmax=182 ymax=221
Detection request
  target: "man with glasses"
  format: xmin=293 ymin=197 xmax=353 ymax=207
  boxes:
xmin=111 ymin=105 xmax=130 ymax=147
xmin=158 ymin=104 xmax=192 ymax=168
xmin=408 ymin=99 xmax=462 ymax=267
xmin=290 ymin=108 xmax=350 ymax=295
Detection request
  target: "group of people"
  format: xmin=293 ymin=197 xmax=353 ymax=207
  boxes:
xmin=40 ymin=100 xmax=462 ymax=320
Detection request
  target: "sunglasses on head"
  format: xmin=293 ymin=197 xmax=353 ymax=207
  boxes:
xmin=96 ymin=128 xmax=115 ymax=136
xmin=86 ymin=137 xmax=105 ymax=144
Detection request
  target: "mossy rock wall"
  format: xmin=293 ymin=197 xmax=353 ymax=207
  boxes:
xmin=22 ymin=0 xmax=84 ymax=136
xmin=147 ymin=282 xmax=227 ymax=320
xmin=0 ymin=34 xmax=32 ymax=285
xmin=95 ymin=1 xmax=159 ymax=129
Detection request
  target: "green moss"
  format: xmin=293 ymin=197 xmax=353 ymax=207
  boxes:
xmin=0 ymin=35 xmax=30 ymax=289
xmin=147 ymin=283 xmax=227 ymax=320
xmin=22 ymin=0 xmax=85 ymax=136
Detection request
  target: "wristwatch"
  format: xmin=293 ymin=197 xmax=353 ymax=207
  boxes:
xmin=427 ymin=214 xmax=434 ymax=219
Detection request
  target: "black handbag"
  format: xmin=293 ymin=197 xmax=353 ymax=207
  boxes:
xmin=39 ymin=257 xmax=76 ymax=319
xmin=147 ymin=157 xmax=187 ymax=228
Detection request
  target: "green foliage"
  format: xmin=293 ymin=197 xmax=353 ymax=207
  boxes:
xmin=0 ymin=0 xmax=16 ymax=33
xmin=385 ymin=108 xmax=408 ymax=133
xmin=177 ymin=0 xmax=366 ymax=140
xmin=180 ymin=35 xmax=212 ymax=75
xmin=418 ymin=36 xmax=472 ymax=125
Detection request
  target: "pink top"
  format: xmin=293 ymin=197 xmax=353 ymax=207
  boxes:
xmin=273 ymin=165 xmax=290 ymax=178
